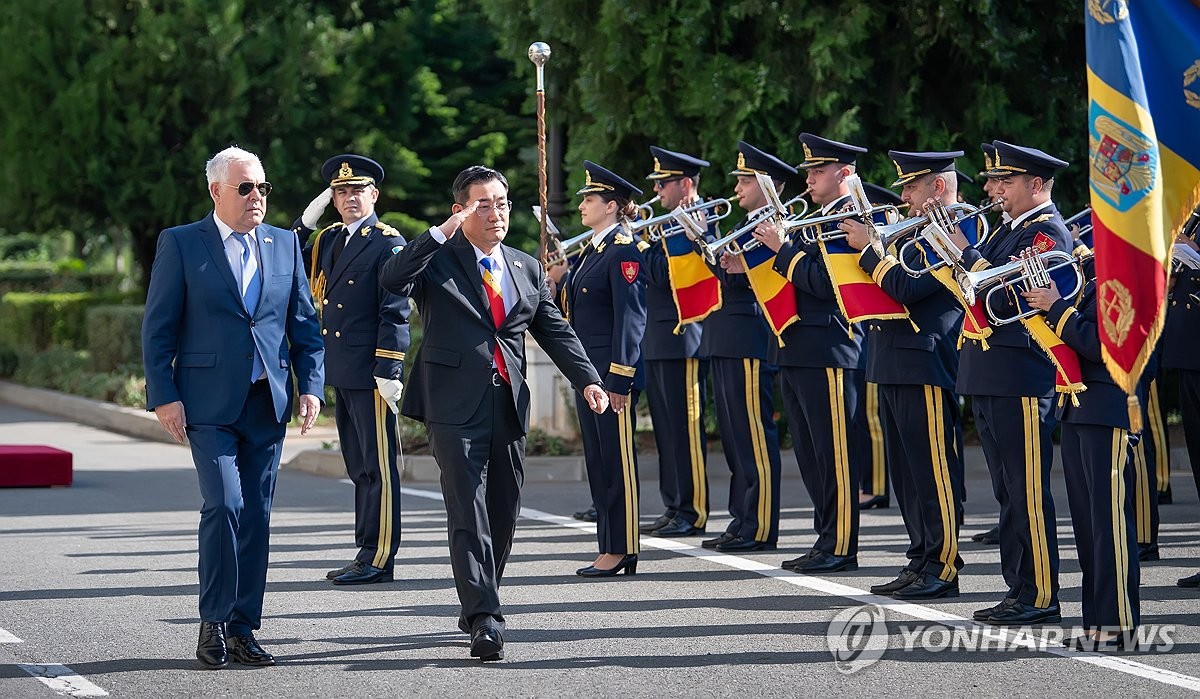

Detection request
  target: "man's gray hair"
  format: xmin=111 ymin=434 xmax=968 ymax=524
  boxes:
xmin=206 ymin=146 xmax=263 ymax=185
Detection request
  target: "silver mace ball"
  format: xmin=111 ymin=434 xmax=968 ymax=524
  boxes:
xmin=527 ymin=41 xmax=551 ymax=67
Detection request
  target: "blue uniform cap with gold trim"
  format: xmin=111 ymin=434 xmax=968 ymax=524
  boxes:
xmin=888 ymin=149 xmax=964 ymax=186
xmin=984 ymin=140 xmax=1069 ymax=180
xmin=728 ymin=140 xmax=798 ymax=180
xmin=321 ymin=154 xmax=384 ymax=187
xmin=646 ymin=146 xmax=709 ymax=180
xmin=979 ymin=143 xmax=998 ymax=178
xmin=577 ymin=160 xmax=643 ymax=198
xmin=797 ymin=133 xmax=867 ymax=168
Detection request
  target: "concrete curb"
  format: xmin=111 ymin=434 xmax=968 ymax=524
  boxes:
xmin=0 ymin=380 xmax=175 ymax=444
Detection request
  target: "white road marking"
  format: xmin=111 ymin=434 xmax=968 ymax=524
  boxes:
xmin=17 ymin=664 xmax=107 ymax=697
xmin=0 ymin=626 xmax=22 ymax=643
xmin=400 ymin=485 xmax=1200 ymax=692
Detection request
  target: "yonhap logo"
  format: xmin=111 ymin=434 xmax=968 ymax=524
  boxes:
xmin=827 ymin=604 xmax=888 ymax=674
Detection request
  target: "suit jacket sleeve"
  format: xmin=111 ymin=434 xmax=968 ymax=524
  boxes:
xmin=858 ymin=245 xmax=947 ymax=305
xmin=285 ymin=232 xmax=326 ymax=397
xmin=142 ymin=229 xmax=185 ymax=410
xmin=605 ymin=245 xmax=648 ymax=394
xmin=774 ymin=241 xmax=836 ymax=300
xmin=379 ymin=228 xmax=435 ymax=297
xmin=374 ymin=236 xmax=412 ymax=380
xmin=527 ymin=264 xmax=603 ymax=390
xmin=1047 ymin=293 xmax=1103 ymax=362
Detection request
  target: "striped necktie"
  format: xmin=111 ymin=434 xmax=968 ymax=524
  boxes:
xmin=479 ymin=257 xmax=510 ymax=384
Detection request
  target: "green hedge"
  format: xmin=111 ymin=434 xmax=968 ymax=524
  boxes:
xmin=0 ymin=260 xmax=119 ymax=294
xmin=87 ymin=305 xmax=144 ymax=371
xmin=0 ymin=291 xmax=136 ymax=352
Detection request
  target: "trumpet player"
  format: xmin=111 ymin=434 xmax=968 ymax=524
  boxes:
xmin=743 ymin=133 xmax=871 ymax=574
xmin=1022 ymin=265 xmax=1141 ymax=650
xmin=950 ymin=141 xmax=1073 ymax=625
xmin=637 ymin=146 xmax=712 ymax=539
xmin=838 ymin=151 xmax=967 ymax=598
xmin=692 ymin=141 xmax=787 ymax=553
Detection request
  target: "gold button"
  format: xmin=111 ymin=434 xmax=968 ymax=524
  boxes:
xmin=322 ymin=329 xmax=327 ymax=336
xmin=348 ymin=280 xmax=355 ymax=285
xmin=582 ymin=287 xmax=588 ymax=293
xmin=335 ymin=331 xmax=341 ymax=338
xmin=337 ymin=304 xmax=344 ymax=309
xmin=323 ymin=299 xmax=329 ymax=306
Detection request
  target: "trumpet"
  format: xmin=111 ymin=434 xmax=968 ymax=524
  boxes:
xmin=897 ymin=199 xmax=1005 ymax=276
xmin=695 ymin=191 xmax=811 ymax=264
xmin=637 ymin=195 xmax=661 ymax=220
xmin=957 ymin=248 xmax=1085 ymax=325
xmin=766 ymin=173 xmax=901 ymax=245
xmin=1172 ymin=242 xmax=1200 ymax=273
xmin=630 ymin=197 xmax=737 ymax=241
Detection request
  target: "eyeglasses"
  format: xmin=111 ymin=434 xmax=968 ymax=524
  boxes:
xmin=474 ymin=199 xmax=512 ymax=217
xmin=221 ymin=181 xmax=273 ymax=197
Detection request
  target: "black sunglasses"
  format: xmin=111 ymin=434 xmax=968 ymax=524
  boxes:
xmin=221 ymin=181 xmax=273 ymax=197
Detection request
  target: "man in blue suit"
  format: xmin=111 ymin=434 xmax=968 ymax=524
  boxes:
xmin=142 ymin=145 xmax=325 ymax=670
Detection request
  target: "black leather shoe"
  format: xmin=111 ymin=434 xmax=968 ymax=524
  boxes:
xmin=1177 ymin=571 xmax=1200 ymax=588
xmin=781 ymin=550 xmax=818 ymax=571
xmin=332 ymin=561 xmax=394 ymax=585
xmin=793 ymin=551 xmax=858 ymax=574
xmin=986 ymin=601 xmax=1061 ymax=625
xmin=893 ymin=573 xmax=959 ymax=600
xmin=227 ymin=633 xmax=275 ymax=667
xmin=702 ymin=532 xmax=736 ymax=549
xmin=870 ymin=569 xmax=921 ymax=595
xmin=970 ymin=525 xmax=1001 ymax=545
xmin=325 ymin=561 xmax=357 ymax=580
xmin=652 ymin=517 xmax=705 ymax=538
xmin=859 ymin=494 xmax=889 ymax=510
xmin=1159 ymin=485 xmax=1172 ymax=505
xmin=973 ymin=597 xmax=1017 ymax=622
xmin=573 ymin=507 xmax=598 ymax=522
xmin=576 ymin=554 xmax=638 ymax=577
xmin=470 ymin=627 xmax=504 ymax=661
xmin=196 ymin=622 xmax=228 ymax=669
xmin=715 ymin=536 xmax=776 ymax=552
xmin=639 ymin=514 xmax=673 ymax=533
xmin=1138 ymin=544 xmax=1160 ymax=561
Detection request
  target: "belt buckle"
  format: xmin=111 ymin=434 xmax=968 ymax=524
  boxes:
xmin=491 ymin=371 xmax=502 ymax=387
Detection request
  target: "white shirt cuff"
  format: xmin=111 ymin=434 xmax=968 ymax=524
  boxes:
xmin=429 ymin=226 xmax=447 ymax=244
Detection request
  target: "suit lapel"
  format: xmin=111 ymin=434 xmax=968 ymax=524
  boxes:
xmin=329 ymin=214 xmax=376 ymax=284
xmin=251 ymin=225 xmax=275 ymax=318
xmin=451 ymin=233 xmax=494 ymax=322
xmin=500 ymin=245 xmax=532 ymax=324
xmin=199 ymin=214 xmax=243 ymax=304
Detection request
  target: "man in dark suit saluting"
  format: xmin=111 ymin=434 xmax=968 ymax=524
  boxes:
xmin=379 ymin=165 xmax=608 ymax=661
xmin=142 ymin=146 xmax=325 ymax=669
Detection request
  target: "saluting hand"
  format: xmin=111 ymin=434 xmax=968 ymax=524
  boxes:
xmin=437 ymin=200 xmax=481 ymax=238
xmin=1020 ymin=279 xmax=1061 ymax=312
xmin=582 ymin=384 xmax=609 ymax=414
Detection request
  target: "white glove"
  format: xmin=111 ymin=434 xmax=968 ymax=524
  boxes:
xmin=374 ymin=377 xmax=403 ymax=415
xmin=301 ymin=188 xmax=333 ymax=229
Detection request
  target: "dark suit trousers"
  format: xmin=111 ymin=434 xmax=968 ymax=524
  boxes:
xmin=335 ymin=387 xmax=401 ymax=569
xmin=645 ymin=358 xmax=709 ymax=527
xmin=427 ymin=378 xmax=524 ymax=632
xmin=1061 ymin=424 xmax=1140 ymax=631
xmin=711 ymin=357 xmax=781 ymax=544
xmin=188 ymin=380 xmax=285 ymax=635
xmin=972 ymin=395 xmax=1060 ymax=608
xmin=779 ymin=366 xmax=861 ymax=556
xmin=1178 ymin=369 xmax=1200 ymax=498
xmin=576 ymin=391 xmax=641 ymax=554
xmin=879 ymin=384 xmax=963 ymax=580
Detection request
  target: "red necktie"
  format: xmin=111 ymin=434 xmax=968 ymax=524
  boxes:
xmin=480 ymin=258 xmax=510 ymax=384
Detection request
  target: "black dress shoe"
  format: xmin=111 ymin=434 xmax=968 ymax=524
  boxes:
xmin=1138 ymin=544 xmax=1160 ymax=561
xmin=227 ymin=633 xmax=275 ymax=667
xmin=573 ymin=507 xmax=598 ymax=522
xmin=639 ymin=514 xmax=673 ymax=534
xmin=325 ymin=561 xmax=357 ymax=580
xmin=972 ymin=597 xmax=1017 ymax=622
xmin=702 ymin=532 xmax=736 ymax=549
xmin=652 ymin=517 xmax=705 ymax=538
xmin=870 ymin=569 xmax=921 ymax=595
xmin=715 ymin=536 xmax=776 ymax=552
xmin=971 ymin=525 xmax=1001 ymax=545
xmin=781 ymin=550 xmax=818 ymax=571
xmin=470 ymin=627 xmax=504 ymax=661
xmin=859 ymin=494 xmax=889 ymax=510
xmin=893 ymin=573 xmax=959 ymax=600
xmin=576 ymin=554 xmax=638 ymax=577
xmin=1177 ymin=571 xmax=1200 ymax=588
xmin=986 ymin=601 xmax=1061 ymax=625
xmin=196 ymin=622 xmax=228 ymax=669
xmin=793 ymin=551 xmax=858 ymax=574
xmin=332 ymin=561 xmax=394 ymax=585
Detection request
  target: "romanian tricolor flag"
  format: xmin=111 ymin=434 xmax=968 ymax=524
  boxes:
xmin=663 ymin=225 xmax=722 ymax=329
xmin=739 ymin=232 xmax=799 ymax=343
xmin=1086 ymin=0 xmax=1200 ymax=404
xmin=819 ymin=223 xmax=909 ymax=326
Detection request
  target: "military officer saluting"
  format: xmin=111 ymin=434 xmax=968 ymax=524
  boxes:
xmin=638 ymin=146 xmax=712 ymax=538
xmin=292 ymin=154 xmax=410 ymax=585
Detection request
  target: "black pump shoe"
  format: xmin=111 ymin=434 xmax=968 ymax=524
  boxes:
xmin=576 ymin=554 xmax=638 ymax=577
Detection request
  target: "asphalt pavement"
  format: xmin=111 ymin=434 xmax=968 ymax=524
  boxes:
xmin=1 ymin=400 xmax=1199 ymax=697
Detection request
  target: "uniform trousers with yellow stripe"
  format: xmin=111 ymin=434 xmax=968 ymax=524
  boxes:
xmin=972 ymin=394 xmax=1060 ymax=608
xmin=575 ymin=391 xmax=641 ymax=554
xmin=1061 ymin=424 xmax=1140 ymax=631
xmin=880 ymin=384 xmax=963 ymax=580
xmin=711 ymin=357 xmax=781 ymax=544
xmin=645 ymin=358 xmax=709 ymax=528
xmin=334 ymin=387 xmax=401 ymax=570
xmin=858 ymin=379 xmax=888 ymax=499
xmin=779 ymin=366 xmax=861 ymax=557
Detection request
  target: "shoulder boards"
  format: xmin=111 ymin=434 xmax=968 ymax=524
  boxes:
xmin=377 ymin=222 xmax=401 ymax=237
xmin=613 ymin=232 xmax=633 ymax=245
xmin=636 ymin=240 xmax=651 ymax=253
xmin=1023 ymin=213 xmax=1054 ymax=228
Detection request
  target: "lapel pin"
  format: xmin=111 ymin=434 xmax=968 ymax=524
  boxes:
xmin=512 ymin=259 xmax=522 ymax=268
xmin=263 ymin=236 xmax=273 ymax=243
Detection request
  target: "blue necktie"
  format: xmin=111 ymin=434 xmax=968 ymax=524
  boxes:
xmin=235 ymin=233 xmax=265 ymax=382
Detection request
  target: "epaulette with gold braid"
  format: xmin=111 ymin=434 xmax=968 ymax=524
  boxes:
xmin=613 ymin=232 xmax=633 ymax=245
xmin=1023 ymin=213 xmax=1054 ymax=228
xmin=636 ymin=240 xmax=650 ymax=253
xmin=377 ymin=222 xmax=401 ymax=237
